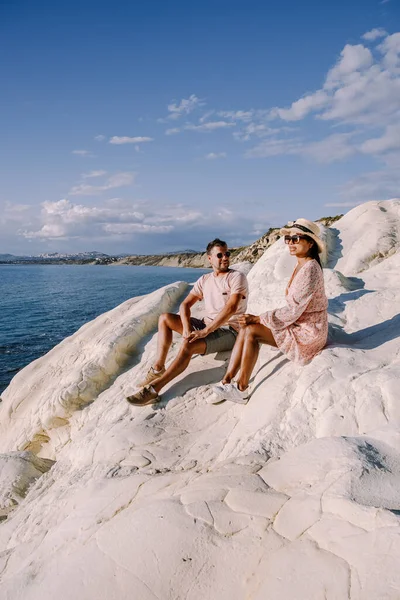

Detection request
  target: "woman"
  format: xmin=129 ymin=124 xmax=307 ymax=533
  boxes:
xmin=212 ymin=218 xmax=328 ymax=404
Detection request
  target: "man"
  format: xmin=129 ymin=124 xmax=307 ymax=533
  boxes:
xmin=126 ymin=238 xmax=248 ymax=406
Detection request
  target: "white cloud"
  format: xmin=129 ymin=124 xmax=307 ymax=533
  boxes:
xmin=94 ymin=135 xmax=106 ymax=142
xmin=301 ymin=133 xmax=356 ymax=163
xmin=166 ymin=94 xmax=204 ymax=120
xmin=234 ymin=123 xmax=292 ymax=141
xmin=320 ymin=67 xmax=398 ymax=124
xmin=109 ymin=136 xmax=153 ymax=144
xmin=243 ymin=31 xmax=400 ymax=170
xmin=272 ymin=91 xmax=329 ymax=121
xmin=0 ymin=202 xmax=32 ymax=228
xmin=205 ymin=152 xmax=227 ymax=160
xmin=245 ymin=133 xmax=355 ymax=163
xmin=144 ymin=210 xmax=202 ymax=226
xmin=340 ymin=167 xmax=400 ymax=199
xmin=325 ymin=44 xmax=374 ymax=89
xmin=271 ymin=45 xmax=374 ymax=123
xmin=362 ymin=28 xmax=388 ymax=41
xmin=102 ymin=223 xmax=172 ymax=234
xmin=22 ymin=199 xmax=147 ymax=240
xmin=217 ymin=208 xmax=234 ymax=219
xmin=271 ymin=35 xmax=400 ymax=128
xmin=324 ymin=201 xmax=362 ymax=208
xmin=69 ymin=172 xmax=135 ymax=196
xmin=72 ymin=150 xmax=92 ymax=156
xmin=245 ymin=137 xmax=302 ymax=158
xmin=19 ymin=198 xmax=264 ymax=250
xmin=4 ymin=201 xmax=30 ymax=213
xmin=379 ymin=32 xmax=400 ymax=69
xmin=199 ymin=110 xmax=215 ymax=123
xmin=185 ymin=121 xmax=235 ymax=132
xmin=82 ymin=170 xmax=107 ymax=179
xmin=360 ymin=124 xmax=400 ymax=154
xmin=164 ymin=120 xmax=235 ymax=134
xmin=218 ymin=110 xmax=254 ymax=122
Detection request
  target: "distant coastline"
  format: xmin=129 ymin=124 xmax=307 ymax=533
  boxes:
xmin=0 ymin=215 xmax=342 ymax=269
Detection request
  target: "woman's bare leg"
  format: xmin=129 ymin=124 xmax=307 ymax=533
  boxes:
xmin=237 ymin=324 xmax=276 ymax=391
xmin=223 ymin=328 xmax=246 ymax=383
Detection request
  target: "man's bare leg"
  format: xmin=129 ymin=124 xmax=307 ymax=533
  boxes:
xmin=153 ymin=313 xmax=184 ymax=372
xmin=236 ymin=324 xmax=276 ymax=391
xmin=152 ymin=338 xmax=207 ymax=393
xmin=222 ymin=328 xmax=245 ymax=384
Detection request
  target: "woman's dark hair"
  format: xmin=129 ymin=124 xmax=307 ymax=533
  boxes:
xmin=303 ymin=235 xmax=322 ymax=268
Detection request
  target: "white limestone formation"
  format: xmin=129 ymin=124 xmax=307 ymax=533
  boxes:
xmin=0 ymin=199 xmax=400 ymax=599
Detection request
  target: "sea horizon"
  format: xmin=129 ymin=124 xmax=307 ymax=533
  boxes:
xmin=0 ymin=264 xmax=208 ymax=394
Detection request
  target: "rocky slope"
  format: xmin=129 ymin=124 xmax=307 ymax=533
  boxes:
xmin=1 ymin=200 xmax=400 ymax=600
xmin=116 ymin=215 xmax=343 ymax=268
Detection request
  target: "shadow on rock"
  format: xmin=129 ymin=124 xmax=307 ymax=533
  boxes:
xmin=328 ymin=313 xmax=400 ymax=350
xmin=156 ymin=364 xmax=226 ymax=407
xmin=325 ymin=227 xmax=343 ymax=269
xmin=252 ymin=356 xmax=290 ymax=395
xmin=328 ymin=288 xmax=373 ymax=316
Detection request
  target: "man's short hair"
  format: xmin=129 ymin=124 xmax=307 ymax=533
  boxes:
xmin=206 ymin=238 xmax=227 ymax=254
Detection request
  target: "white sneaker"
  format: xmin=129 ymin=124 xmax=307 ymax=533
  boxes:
xmin=206 ymin=392 xmax=225 ymax=405
xmin=211 ymin=382 xmax=232 ymax=400
xmin=212 ymin=382 xmax=249 ymax=404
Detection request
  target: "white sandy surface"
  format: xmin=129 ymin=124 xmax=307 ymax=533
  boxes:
xmin=1 ymin=199 xmax=400 ymax=599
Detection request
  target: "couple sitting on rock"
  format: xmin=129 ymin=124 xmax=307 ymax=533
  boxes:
xmin=127 ymin=218 xmax=328 ymax=407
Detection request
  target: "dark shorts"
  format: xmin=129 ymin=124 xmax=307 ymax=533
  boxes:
xmin=190 ymin=317 xmax=238 ymax=355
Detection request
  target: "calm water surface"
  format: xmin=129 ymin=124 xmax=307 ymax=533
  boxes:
xmin=0 ymin=264 xmax=208 ymax=394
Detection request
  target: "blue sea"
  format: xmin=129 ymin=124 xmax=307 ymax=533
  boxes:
xmin=0 ymin=264 xmax=209 ymax=394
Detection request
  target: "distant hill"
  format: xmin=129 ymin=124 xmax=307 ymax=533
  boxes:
xmin=0 ymin=251 xmax=112 ymax=265
xmin=36 ymin=251 xmax=110 ymax=259
xmin=0 ymin=254 xmax=18 ymax=262
xmin=1 ymin=217 xmax=343 ymax=267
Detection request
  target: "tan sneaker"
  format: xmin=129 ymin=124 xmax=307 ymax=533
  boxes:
xmin=138 ymin=366 xmax=166 ymax=387
xmin=126 ymin=385 xmax=159 ymax=406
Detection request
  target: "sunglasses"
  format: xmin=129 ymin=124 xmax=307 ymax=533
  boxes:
xmin=216 ymin=251 xmax=231 ymax=258
xmin=284 ymin=235 xmax=306 ymax=244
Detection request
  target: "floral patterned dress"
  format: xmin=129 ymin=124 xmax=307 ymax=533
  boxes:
xmin=260 ymin=259 xmax=328 ymax=365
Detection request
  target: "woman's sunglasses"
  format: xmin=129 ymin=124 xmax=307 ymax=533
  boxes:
xmin=216 ymin=251 xmax=231 ymax=258
xmin=284 ymin=235 xmax=306 ymax=244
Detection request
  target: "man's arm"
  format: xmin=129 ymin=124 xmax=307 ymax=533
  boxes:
xmin=180 ymin=292 xmax=200 ymax=338
xmin=187 ymin=293 xmax=242 ymax=342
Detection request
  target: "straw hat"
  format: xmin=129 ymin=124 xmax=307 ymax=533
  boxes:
xmin=280 ymin=218 xmax=325 ymax=254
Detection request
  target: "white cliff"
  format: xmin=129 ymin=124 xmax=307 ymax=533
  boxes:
xmin=0 ymin=199 xmax=400 ymax=599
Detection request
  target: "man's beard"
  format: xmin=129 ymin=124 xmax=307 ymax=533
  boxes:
xmin=218 ymin=264 xmax=229 ymax=272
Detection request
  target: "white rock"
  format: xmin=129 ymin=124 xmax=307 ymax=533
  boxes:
xmin=0 ymin=452 xmax=54 ymax=514
xmin=1 ymin=200 xmax=400 ymax=599
xmin=224 ymin=488 xmax=288 ymax=519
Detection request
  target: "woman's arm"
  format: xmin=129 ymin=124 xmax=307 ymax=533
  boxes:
xmin=260 ymin=262 xmax=320 ymax=331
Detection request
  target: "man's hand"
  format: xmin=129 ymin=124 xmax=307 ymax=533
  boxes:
xmin=187 ymin=329 xmax=210 ymax=343
xmin=182 ymin=327 xmax=192 ymax=339
xmin=238 ymin=314 xmax=260 ymax=327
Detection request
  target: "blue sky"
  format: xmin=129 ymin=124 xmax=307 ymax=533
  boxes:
xmin=1 ymin=0 xmax=399 ymax=255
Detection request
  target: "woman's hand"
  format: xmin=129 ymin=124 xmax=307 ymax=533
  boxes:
xmin=238 ymin=314 xmax=260 ymax=327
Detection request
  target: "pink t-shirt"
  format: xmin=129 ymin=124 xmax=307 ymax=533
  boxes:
xmin=192 ymin=270 xmax=248 ymax=330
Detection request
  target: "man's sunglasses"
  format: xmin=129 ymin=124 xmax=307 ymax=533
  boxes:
xmin=284 ymin=235 xmax=306 ymax=244
xmin=216 ymin=251 xmax=231 ymax=258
